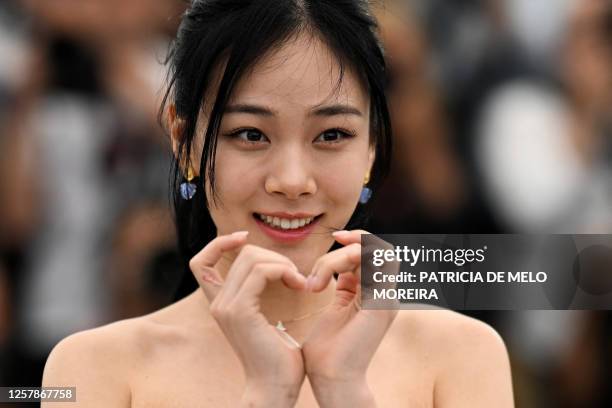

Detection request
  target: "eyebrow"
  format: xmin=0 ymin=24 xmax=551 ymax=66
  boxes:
xmin=223 ymin=103 xmax=363 ymax=117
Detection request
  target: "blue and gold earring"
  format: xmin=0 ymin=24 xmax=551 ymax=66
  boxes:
xmin=359 ymin=173 xmax=372 ymax=204
xmin=180 ymin=164 xmax=197 ymax=200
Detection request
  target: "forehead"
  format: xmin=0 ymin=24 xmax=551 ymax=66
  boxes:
xmin=229 ymin=33 xmax=369 ymax=111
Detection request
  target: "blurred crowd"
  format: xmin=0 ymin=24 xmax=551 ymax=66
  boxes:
xmin=0 ymin=0 xmax=610 ymax=407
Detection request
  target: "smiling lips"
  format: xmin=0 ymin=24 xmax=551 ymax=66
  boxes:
xmin=253 ymin=212 xmax=322 ymax=242
xmin=256 ymin=213 xmax=317 ymax=230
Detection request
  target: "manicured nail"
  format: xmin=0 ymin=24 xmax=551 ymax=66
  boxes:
xmin=332 ymin=230 xmax=349 ymax=237
xmin=201 ymin=273 xmax=222 ymax=286
xmin=232 ymin=231 xmax=249 ymax=238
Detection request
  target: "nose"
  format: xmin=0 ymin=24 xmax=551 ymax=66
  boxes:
xmin=264 ymin=146 xmax=317 ymax=200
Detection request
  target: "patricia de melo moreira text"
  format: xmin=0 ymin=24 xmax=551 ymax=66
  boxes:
xmin=368 ymin=246 xmax=548 ymax=300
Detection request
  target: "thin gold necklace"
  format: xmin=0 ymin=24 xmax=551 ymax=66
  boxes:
xmin=273 ymin=304 xmax=331 ymax=349
xmin=204 ymin=278 xmax=331 ymax=331
xmin=274 ymin=303 xmax=331 ymax=332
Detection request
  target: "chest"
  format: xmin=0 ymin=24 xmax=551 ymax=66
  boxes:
xmin=129 ymin=340 xmax=435 ymax=407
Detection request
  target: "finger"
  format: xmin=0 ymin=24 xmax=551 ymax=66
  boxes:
xmin=330 ymin=232 xmax=400 ymax=315
xmin=236 ymin=262 xmax=306 ymax=303
xmin=331 ymin=229 xmax=370 ymax=245
xmin=335 ymin=230 xmax=395 ymax=258
xmin=333 ymin=230 xmax=398 ymax=280
xmin=333 ymin=230 xmax=394 ymax=262
xmin=222 ymin=245 xmax=298 ymax=299
xmin=198 ymin=266 xmax=224 ymax=301
xmin=190 ymin=231 xmax=249 ymax=270
xmin=333 ymin=272 xmax=360 ymax=308
xmin=336 ymin=272 xmax=359 ymax=292
xmin=189 ymin=231 xmax=249 ymax=301
xmin=309 ymin=243 xmax=361 ymax=292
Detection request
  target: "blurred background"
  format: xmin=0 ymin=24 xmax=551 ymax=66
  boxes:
xmin=0 ymin=0 xmax=610 ymax=406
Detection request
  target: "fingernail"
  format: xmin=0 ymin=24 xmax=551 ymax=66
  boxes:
xmin=332 ymin=230 xmax=349 ymax=237
xmin=232 ymin=230 xmax=249 ymax=238
xmin=201 ymin=273 xmax=222 ymax=286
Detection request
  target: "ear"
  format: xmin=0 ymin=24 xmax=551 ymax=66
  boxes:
xmin=167 ymin=103 xmax=185 ymax=159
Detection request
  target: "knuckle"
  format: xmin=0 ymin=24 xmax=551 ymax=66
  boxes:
xmin=209 ymin=303 xmax=224 ymax=320
xmin=212 ymin=302 xmax=240 ymax=323
xmin=350 ymin=243 xmax=362 ymax=254
xmin=347 ymin=244 xmax=362 ymax=262
xmin=276 ymin=252 xmax=292 ymax=265
xmin=252 ymin=263 xmax=277 ymax=279
xmin=225 ymin=301 xmax=240 ymax=317
xmin=237 ymin=244 xmax=258 ymax=262
xmin=242 ymin=244 xmax=256 ymax=254
xmin=251 ymin=263 xmax=265 ymax=277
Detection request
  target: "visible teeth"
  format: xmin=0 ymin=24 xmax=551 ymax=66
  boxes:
xmin=257 ymin=214 xmax=316 ymax=230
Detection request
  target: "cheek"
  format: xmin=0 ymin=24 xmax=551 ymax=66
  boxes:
xmin=318 ymin=165 xmax=362 ymax=200
xmin=205 ymin=149 xmax=261 ymax=229
xmin=315 ymin=150 xmax=369 ymax=214
xmin=217 ymin=163 xmax=255 ymax=199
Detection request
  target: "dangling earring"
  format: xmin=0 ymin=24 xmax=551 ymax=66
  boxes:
xmin=359 ymin=173 xmax=372 ymax=204
xmin=180 ymin=163 xmax=197 ymax=200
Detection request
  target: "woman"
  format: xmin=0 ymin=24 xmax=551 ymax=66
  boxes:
xmin=42 ymin=1 xmax=514 ymax=406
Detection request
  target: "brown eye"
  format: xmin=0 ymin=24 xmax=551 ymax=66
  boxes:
xmin=314 ymin=128 xmax=355 ymax=144
xmin=229 ymin=128 xmax=269 ymax=143
xmin=242 ymin=129 xmax=265 ymax=142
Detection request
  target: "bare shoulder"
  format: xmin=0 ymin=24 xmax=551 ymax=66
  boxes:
xmin=42 ymin=308 xmax=187 ymax=407
xmin=388 ymin=308 xmax=514 ymax=407
xmin=391 ymin=307 xmax=506 ymax=351
xmin=42 ymin=320 xmax=132 ymax=406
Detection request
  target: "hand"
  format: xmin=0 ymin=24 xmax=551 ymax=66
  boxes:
xmin=301 ymin=230 xmax=399 ymax=407
xmin=189 ymin=232 xmax=307 ymax=406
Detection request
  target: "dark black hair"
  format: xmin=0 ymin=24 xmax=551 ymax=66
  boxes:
xmin=160 ymin=0 xmax=392 ymax=300
xmin=604 ymin=2 xmax=612 ymax=47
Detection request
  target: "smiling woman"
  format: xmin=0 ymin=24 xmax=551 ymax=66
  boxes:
xmin=40 ymin=1 xmax=514 ymax=407
xmin=180 ymin=32 xmax=378 ymax=275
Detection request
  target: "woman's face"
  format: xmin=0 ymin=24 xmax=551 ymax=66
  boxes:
xmin=195 ymin=33 xmax=374 ymax=273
